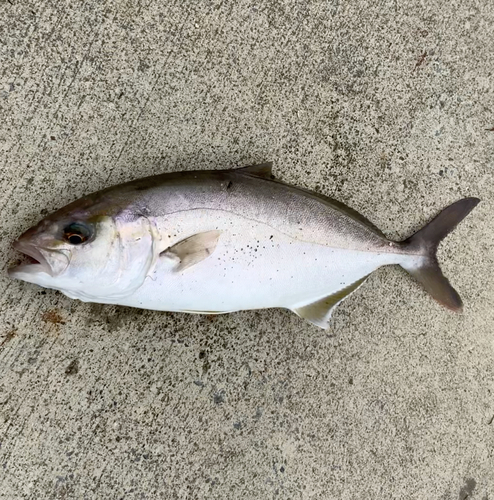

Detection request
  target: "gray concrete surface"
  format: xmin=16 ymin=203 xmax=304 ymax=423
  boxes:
xmin=0 ymin=0 xmax=493 ymax=498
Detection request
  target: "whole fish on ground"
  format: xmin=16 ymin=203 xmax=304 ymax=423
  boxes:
xmin=8 ymin=163 xmax=479 ymax=328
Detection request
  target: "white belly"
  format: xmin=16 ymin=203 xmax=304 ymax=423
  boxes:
xmin=115 ymin=218 xmax=411 ymax=313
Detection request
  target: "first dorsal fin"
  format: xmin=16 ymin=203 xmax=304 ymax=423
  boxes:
xmin=292 ymin=276 xmax=369 ymax=328
xmin=236 ymin=162 xmax=273 ymax=179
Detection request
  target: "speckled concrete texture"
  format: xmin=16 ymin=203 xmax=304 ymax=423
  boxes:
xmin=0 ymin=0 xmax=493 ymax=498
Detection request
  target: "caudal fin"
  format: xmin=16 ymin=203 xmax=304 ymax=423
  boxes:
xmin=400 ymin=197 xmax=480 ymax=311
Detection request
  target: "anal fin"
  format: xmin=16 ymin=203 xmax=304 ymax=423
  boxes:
xmin=292 ymin=276 xmax=369 ymax=329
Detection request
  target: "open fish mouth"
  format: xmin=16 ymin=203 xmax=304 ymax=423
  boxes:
xmin=8 ymin=240 xmax=53 ymax=277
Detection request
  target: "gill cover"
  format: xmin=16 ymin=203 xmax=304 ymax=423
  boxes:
xmin=61 ymin=214 xmax=161 ymax=302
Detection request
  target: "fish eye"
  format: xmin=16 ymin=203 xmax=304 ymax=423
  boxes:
xmin=63 ymin=222 xmax=91 ymax=245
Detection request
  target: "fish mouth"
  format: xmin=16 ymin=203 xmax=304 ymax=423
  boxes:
xmin=8 ymin=240 xmax=54 ymax=277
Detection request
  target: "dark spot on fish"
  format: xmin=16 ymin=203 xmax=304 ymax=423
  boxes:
xmin=270 ymin=235 xmax=273 ymax=239
xmin=227 ymin=181 xmax=233 ymax=189
xmin=348 ymin=377 xmax=354 ymax=385
xmin=118 ymin=91 xmax=124 ymax=99
xmin=280 ymin=466 xmax=285 ymax=473
xmin=439 ymin=169 xmax=444 ymax=176
xmin=458 ymin=478 xmax=476 ymax=500
xmin=65 ymin=359 xmax=79 ymax=375
xmin=50 ymin=136 xmax=56 ymax=141
xmin=41 ymin=309 xmax=65 ymax=325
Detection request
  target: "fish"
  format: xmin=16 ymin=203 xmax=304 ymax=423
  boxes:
xmin=8 ymin=162 xmax=479 ymax=329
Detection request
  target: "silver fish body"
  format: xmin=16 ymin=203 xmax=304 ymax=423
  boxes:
xmin=8 ymin=163 xmax=479 ymax=328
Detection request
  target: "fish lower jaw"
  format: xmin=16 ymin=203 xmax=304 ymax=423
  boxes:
xmin=8 ymin=263 xmax=51 ymax=280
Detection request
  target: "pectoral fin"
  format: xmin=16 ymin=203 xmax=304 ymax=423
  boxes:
xmin=293 ymin=276 xmax=369 ymax=329
xmin=161 ymin=230 xmax=221 ymax=271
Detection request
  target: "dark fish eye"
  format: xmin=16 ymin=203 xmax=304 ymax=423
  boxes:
xmin=63 ymin=222 xmax=91 ymax=245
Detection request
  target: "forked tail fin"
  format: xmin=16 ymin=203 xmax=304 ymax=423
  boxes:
xmin=400 ymin=197 xmax=480 ymax=311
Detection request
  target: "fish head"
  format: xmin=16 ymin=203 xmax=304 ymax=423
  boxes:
xmin=8 ymin=195 xmax=160 ymax=301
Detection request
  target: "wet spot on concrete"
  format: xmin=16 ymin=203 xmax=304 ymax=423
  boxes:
xmin=202 ymin=358 xmax=211 ymax=375
xmin=41 ymin=309 xmax=65 ymax=325
xmin=213 ymin=391 xmax=224 ymax=404
xmin=65 ymin=359 xmax=79 ymax=375
xmin=0 ymin=329 xmax=17 ymax=349
xmin=458 ymin=478 xmax=476 ymax=500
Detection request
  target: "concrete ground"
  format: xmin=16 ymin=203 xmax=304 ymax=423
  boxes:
xmin=1 ymin=0 xmax=493 ymax=498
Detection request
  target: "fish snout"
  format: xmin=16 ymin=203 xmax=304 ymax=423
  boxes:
xmin=10 ymin=238 xmax=68 ymax=277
